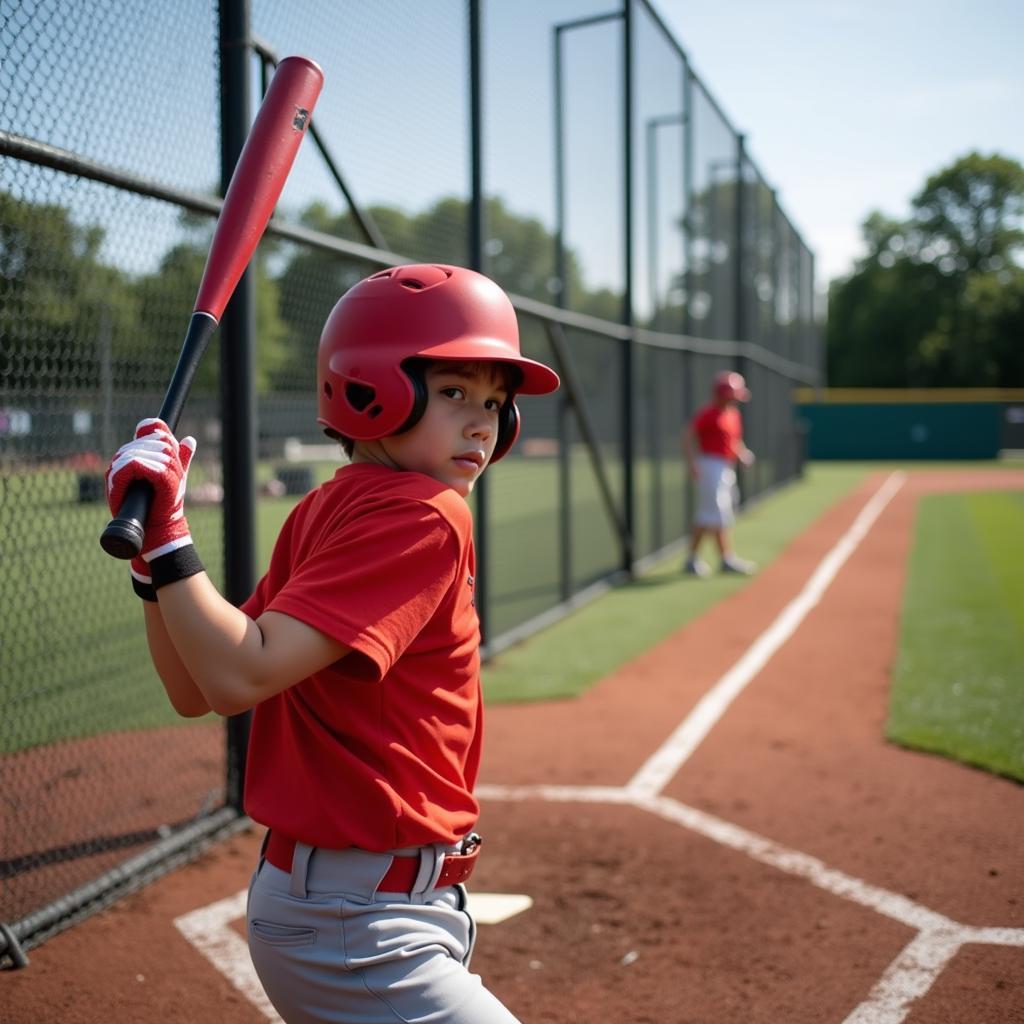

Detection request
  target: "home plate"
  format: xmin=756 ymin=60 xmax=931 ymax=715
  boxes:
xmin=466 ymin=892 xmax=533 ymax=924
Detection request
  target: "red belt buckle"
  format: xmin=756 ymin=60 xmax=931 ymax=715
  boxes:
xmin=379 ymin=841 xmax=481 ymax=891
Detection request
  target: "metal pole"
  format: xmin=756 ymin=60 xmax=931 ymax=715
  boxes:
xmin=733 ymin=135 xmax=748 ymax=506
xmin=553 ymin=26 xmax=567 ymax=310
xmin=552 ymin=11 xmax=630 ymax=310
xmin=649 ymin=352 xmax=662 ymax=550
xmin=645 ymin=123 xmax=659 ymax=553
xmin=811 ymin=249 xmax=823 ymax=387
xmin=551 ymin=9 xmax=626 ymax=597
xmin=646 ymin=119 xmax=658 ymax=328
xmin=621 ymin=0 xmax=635 ymax=574
xmin=682 ymin=67 xmax=694 ymax=338
xmin=682 ymin=348 xmax=695 ymax=535
xmin=734 ymin=133 xmax=747 ymax=345
xmin=645 ymin=113 xmax=685 ymax=332
xmin=467 ymin=0 xmax=492 ymax=649
xmin=559 ymin=397 xmax=572 ymax=602
xmin=219 ymin=0 xmax=254 ymax=810
xmin=552 ymin=20 xmax=571 ymax=603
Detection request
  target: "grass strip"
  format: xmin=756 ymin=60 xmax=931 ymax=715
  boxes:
xmin=887 ymin=490 xmax=1024 ymax=782
xmin=483 ymin=464 xmax=868 ymax=702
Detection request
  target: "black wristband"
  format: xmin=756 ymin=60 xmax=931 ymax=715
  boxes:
xmin=150 ymin=544 xmax=205 ymax=591
xmin=131 ymin=576 xmax=158 ymax=603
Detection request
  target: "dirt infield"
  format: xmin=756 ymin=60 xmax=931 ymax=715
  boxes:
xmin=5 ymin=469 xmax=1023 ymax=1023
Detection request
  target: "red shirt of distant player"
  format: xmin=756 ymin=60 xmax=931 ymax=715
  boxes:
xmin=692 ymin=403 xmax=744 ymax=461
xmin=240 ymin=462 xmax=482 ymax=852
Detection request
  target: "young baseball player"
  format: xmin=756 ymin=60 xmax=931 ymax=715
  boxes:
xmin=682 ymin=369 xmax=756 ymax=577
xmin=104 ymin=264 xmax=559 ymax=1024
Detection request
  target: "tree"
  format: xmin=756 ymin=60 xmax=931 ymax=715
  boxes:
xmin=273 ymin=193 xmax=613 ymax=390
xmin=0 ymin=192 xmax=139 ymax=394
xmin=132 ymin=240 xmax=289 ymax=395
xmin=911 ymin=152 xmax=1024 ymax=275
xmin=828 ymin=152 xmax=1024 ymax=386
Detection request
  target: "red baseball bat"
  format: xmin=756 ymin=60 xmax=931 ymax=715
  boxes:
xmin=100 ymin=55 xmax=324 ymax=559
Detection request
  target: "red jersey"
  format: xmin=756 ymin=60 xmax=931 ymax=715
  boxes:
xmin=240 ymin=462 xmax=482 ymax=852
xmin=692 ymin=402 xmax=743 ymax=461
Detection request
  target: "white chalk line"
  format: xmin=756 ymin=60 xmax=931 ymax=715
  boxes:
xmin=175 ymin=472 xmax=1024 ymax=1022
xmin=626 ymin=470 xmax=906 ymax=797
xmin=174 ymin=891 xmax=282 ymax=1023
xmin=478 ymin=472 xmax=1024 ymax=1022
xmin=478 ymin=782 xmax=1024 ymax=1023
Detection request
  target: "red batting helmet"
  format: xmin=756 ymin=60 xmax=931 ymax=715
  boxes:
xmin=713 ymin=370 xmax=751 ymax=402
xmin=317 ymin=264 xmax=559 ymax=462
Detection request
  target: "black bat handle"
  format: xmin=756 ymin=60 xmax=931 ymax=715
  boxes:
xmin=99 ymin=312 xmax=219 ymax=559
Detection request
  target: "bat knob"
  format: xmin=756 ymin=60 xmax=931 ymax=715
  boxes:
xmin=100 ymin=516 xmax=146 ymax=560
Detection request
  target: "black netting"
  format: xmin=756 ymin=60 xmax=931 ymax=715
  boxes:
xmin=1 ymin=0 xmax=822 ymax=962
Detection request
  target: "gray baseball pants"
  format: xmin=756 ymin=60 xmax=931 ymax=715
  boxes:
xmin=247 ymin=838 xmax=522 ymax=1023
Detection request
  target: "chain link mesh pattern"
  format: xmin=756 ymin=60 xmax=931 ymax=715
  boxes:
xmin=1 ymin=0 xmax=820 ymax=961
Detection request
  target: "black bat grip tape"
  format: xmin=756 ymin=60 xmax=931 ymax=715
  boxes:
xmin=100 ymin=479 xmax=155 ymax=559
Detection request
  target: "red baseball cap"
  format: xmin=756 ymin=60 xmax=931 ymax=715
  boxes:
xmin=714 ymin=370 xmax=751 ymax=402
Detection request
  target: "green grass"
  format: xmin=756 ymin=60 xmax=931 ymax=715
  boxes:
xmin=482 ymin=463 xmax=868 ymax=701
xmin=0 ymin=471 xmax=299 ymax=755
xmin=1 ymin=459 xmax=868 ymax=752
xmin=9 ymin=459 xmax=1016 ymax=763
xmin=887 ymin=490 xmax=1024 ymax=782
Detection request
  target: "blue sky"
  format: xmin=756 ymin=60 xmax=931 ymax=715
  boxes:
xmin=655 ymin=0 xmax=1024 ymax=286
xmin=8 ymin=1 xmax=1019 ymax=302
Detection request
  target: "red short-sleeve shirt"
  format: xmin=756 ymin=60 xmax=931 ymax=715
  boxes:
xmin=692 ymin=403 xmax=743 ymax=461
xmin=239 ymin=462 xmax=482 ymax=852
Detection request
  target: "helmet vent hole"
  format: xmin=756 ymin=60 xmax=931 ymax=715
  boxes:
xmin=345 ymin=382 xmax=376 ymax=412
xmin=399 ymin=278 xmax=425 ymax=290
xmin=367 ymin=404 xmax=383 ymax=419
xmin=323 ymin=382 xmax=333 ymax=399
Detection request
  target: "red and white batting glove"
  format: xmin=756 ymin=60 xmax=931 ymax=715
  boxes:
xmin=105 ymin=418 xmax=202 ymax=600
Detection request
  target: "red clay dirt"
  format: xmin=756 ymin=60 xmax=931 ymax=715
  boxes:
xmin=4 ymin=468 xmax=1023 ymax=1023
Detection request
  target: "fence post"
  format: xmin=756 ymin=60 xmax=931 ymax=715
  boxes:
xmin=219 ymin=0 xmax=254 ymax=811
xmin=466 ymin=0 xmax=493 ymax=649
xmin=733 ymin=131 xmax=749 ymax=504
xmin=734 ymin=132 xmax=747 ymax=346
xmin=621 ymin=0 xmax=635 ymax=574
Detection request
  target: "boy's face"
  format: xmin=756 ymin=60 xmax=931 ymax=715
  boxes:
xmin=354 ymin=362 xmax=509 ymax=496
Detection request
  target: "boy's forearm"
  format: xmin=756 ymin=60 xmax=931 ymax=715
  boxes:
xmin=143 ymin=602 xmax=212 ymax=718
xmin=155 ymin=572 xmax=270 ymax=716
xmin=153 ymin=571 xmax=350 ymax=716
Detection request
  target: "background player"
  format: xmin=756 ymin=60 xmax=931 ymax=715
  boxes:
xmin=104 ymin=264 xmax=559 ymax=1023
xmin=682 ymin=369 xmax=756 ymax=577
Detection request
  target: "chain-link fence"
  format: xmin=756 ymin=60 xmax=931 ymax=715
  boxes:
xmin=0 ymin=0 xmax=821 ymax=966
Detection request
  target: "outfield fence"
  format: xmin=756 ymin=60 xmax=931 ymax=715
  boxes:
xmin=0 ymin=0 xmax=821 ymax=966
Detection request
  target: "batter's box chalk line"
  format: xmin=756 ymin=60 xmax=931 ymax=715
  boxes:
xmin=174 ymin=474 xmax=1023 ymax=1024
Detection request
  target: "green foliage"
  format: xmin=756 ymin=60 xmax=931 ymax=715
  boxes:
xmin=2 ymin=185 xmax=625 ymax=398
xmin=0 ymin=192 xmax=140 ymax=393
xmin=281 ymin=193 xmax=601 ymax=306
xmin=887 ymin=491 xmax=1024 ymax=782
xmin=828 ymin=152 xmax=1024 ymax=387
xmin=913 ymin=152 xmax=1024 ymax=274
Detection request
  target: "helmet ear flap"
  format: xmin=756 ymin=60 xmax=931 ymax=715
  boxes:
xmin=394 ymin=361 xmax=429 ymax=434
xmin=490 ymin=401 xmax=520 ymax=463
